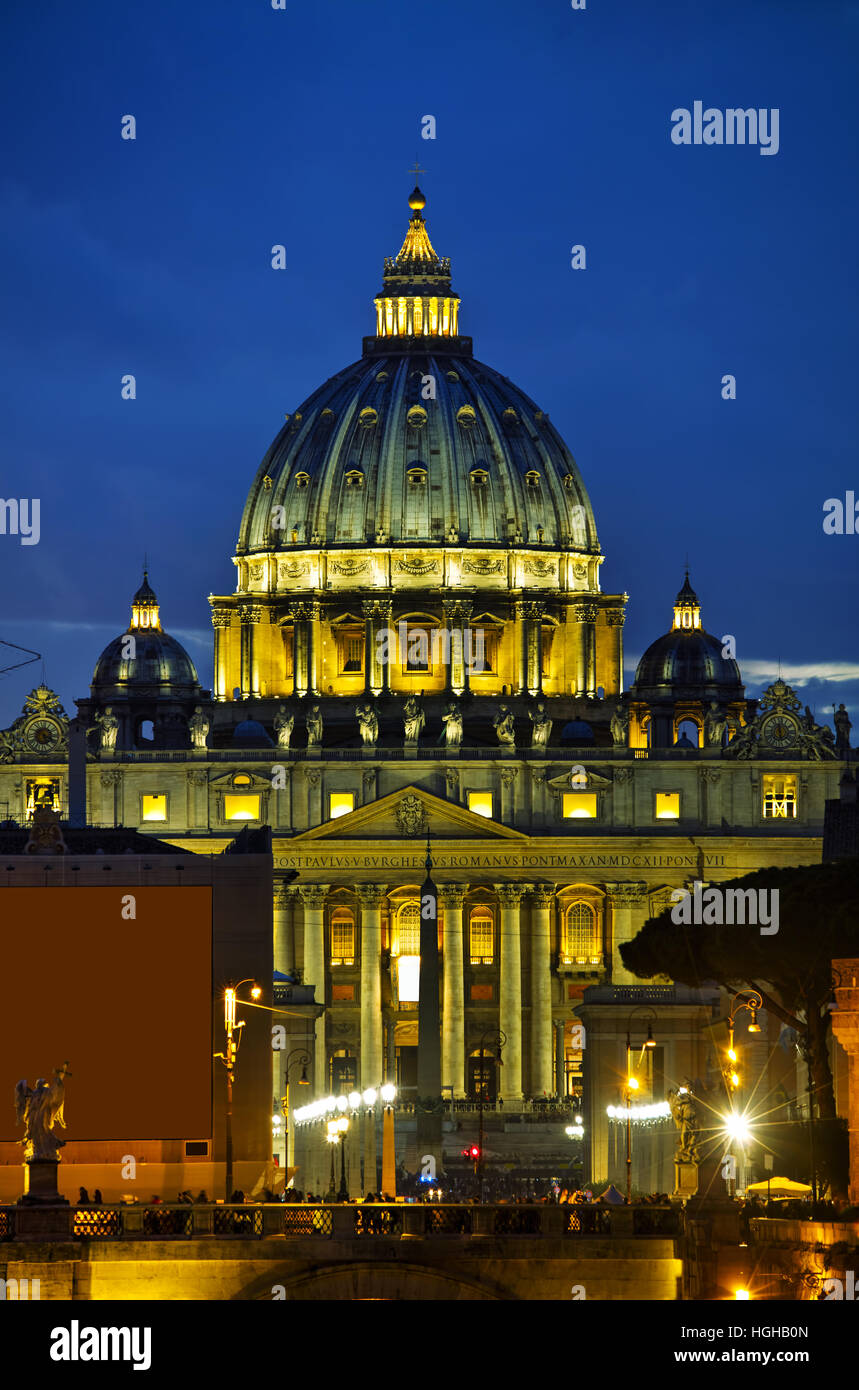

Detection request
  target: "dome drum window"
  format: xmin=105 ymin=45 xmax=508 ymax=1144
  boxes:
xmin=344 ymin=470 xmax=364 ymax=488
xmin=407 ymin=467 xmax=427 ymax=486
xmin=525 ymin=470 xmax=542 ymax=488
xmin=470 ymin=469 xmax=489 ymax=487
xmin=406 ymin=405 xmax=428 ymax=430
xmin=358 ymin=408 xmax=378 ymax=429
xmin=294 ymin=472 xmax=310 ymax=489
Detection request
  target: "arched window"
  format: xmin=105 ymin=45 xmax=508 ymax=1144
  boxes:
xmin=394 ymin=902 xmax=421 ymax=956
xmin=469 ymin=908 xmax=494 ymax=965
xmin=561 ymin=902 xmax=598 ymax=964
xmin=330 ymin=908 xmax=355 ymax=966
xmin=294 ymin=472 xmax=310 ymax=488
xmin=675 ymin=718 xmax=700 ymax=747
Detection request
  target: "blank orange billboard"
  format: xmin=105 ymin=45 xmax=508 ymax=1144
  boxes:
xmin=0 ymin=886 xmax=212 ymax=1140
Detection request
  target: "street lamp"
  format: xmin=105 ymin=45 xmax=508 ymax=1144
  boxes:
xmin=624 ymin=1007 xmax=657 ymax=1205
xmin=325 ymin=1116 xmax=349 ymax=1201
xmin=280 ymin=1049 xmax=311 ymax=1181
xmin=722 ymin=991 xmax=763 ymax=1195
xmin=213 ymin=979 xmax=260 ymax=1203
xmin=475 ymin=1028 xmax=506 ymax=1203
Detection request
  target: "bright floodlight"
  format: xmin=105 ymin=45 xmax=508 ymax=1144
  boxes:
xmin=363 ymin=1088 xmax=377 ymax=1106
xmin=380 ymin=1083 xmax=396 ymax=1103
xmin=724 ymin=1112 xmax=751 ymax=1143
xmin=348 ymin=1091 xmax=362 ymax=1109
xmin=735 ymin=1289 xmax=750 ymax=1301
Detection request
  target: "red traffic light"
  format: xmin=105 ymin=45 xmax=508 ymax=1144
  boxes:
xmin=462 ymin=1144 xmax=481 ymax=1160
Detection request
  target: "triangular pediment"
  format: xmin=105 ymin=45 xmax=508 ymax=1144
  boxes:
xmin=294 ymin=785 xmax=526 ymax=842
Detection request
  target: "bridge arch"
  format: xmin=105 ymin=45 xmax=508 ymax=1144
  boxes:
xmin=242 ymin=1260 xmax=509 ymax=1301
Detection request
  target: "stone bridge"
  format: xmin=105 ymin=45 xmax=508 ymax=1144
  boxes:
xmin=0 ymin=1202 xmax=681 ymax=1301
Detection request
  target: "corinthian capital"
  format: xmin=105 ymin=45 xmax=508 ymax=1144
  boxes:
xmin=493 ymin=883 xmax=528 ymax=905
xmin=356 ymin=883 xmax=388 ymax=909
xmin=298 ymin=883 xmax=331 ymax=910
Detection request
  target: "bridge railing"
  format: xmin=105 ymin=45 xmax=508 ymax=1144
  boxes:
xmin=0 ymin=1202 xmax=679 ymax=1242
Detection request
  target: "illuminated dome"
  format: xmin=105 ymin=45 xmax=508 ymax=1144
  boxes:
xmin=236 ymin=187 xmax=598 ymax=564
xmin=631 ymin=575 xmax=744 ymax=699
xmin=91 ymin=572 xmax=201 ymax=696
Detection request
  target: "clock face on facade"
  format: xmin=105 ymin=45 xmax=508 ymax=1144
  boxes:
xmin=761 ymin=714 xmax=798 ymax=749
xmin=22 ymin=717 xmax=63 ymax=752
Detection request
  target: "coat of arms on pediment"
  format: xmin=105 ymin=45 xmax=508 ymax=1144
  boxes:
xmin=394 ymin=793 xmax=429 ymax=837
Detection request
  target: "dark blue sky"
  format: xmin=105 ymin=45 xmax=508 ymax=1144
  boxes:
xmin=1 ymin=0 xmax=857 ymax=729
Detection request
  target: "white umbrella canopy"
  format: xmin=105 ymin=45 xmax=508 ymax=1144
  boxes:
xmin=745 ymin=1177 xmax=812 ymax=1197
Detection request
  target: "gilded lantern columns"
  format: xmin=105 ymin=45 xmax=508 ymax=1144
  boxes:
xmin=530 ymin=883 xmax=556 ymax=1097
xmin=357 ymin=884 xmax=387 ymax=1085
xmin=298 ymin=884 xmax=330 ymax=1094
xmin=440 ymin=884 xmax=467 ymax=1098
xmin=494 ymin=884 xmax=526 ymax=1100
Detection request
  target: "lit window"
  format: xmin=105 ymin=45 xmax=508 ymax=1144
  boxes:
xmin=561 ymin=902 xmax=599 ymax=964
xmin=655 ymin=792 xmax=680 ymax=820
xmin=141 ymin=794 xmax=167 ymax=822
xmin=393 ymin=902 xmax=420 ymax=956
xmin=563 ymin=793 xmax=597 ymax=819
xmin=468 ymin=792 xmax=494 ymax=819
xmin=469 ymin=911 xmax=494 ymax=965
xmin=330 ymin=911 xmax=355 ymax=966
xmin=404 ymin=626 xmax=432 ymax=673
xmin=233 ymin=773 xmax=252 ymax=786
xmin=763 ymin=775 xmax=797 ymax=819
xmin=329 ymin=793 xmax=355 ymax=820
xmin=225 ymin=793 xmax=260 ymax=821
xmin=397 ymin=955 xmax=420 ymax=1004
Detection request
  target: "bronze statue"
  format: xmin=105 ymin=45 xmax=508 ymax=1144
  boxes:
xmin=834 ymin=703 xmax=852 ymax=752
xmin=15 ymin=1063 xmax=71 ymax=1161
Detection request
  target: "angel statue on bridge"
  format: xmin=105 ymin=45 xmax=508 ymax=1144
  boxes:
xmin=15 ymin=1062 xmax=72 ymax=1161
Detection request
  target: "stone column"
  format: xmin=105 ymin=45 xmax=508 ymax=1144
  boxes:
xmin=440 ymin=885 xmax=467 ymax=1098
xmin=211 ymin=610 xmax=231 ymax=700
xmin=524 ymin=601 xmax=544 ymax=695
xmin=604 ymin=881 xmax=648 ymax=984
xmin=514 ymin=601 xmax=528 ymax=694
xmin=831 ymin=959 xmax=859 ymax=1204
xmin=290 ymin=603 xmax=308 ymax=697
xmin=606 ymin=607 xmax=625 ymax=695
xmin=530 ymin=884 xmax=555 ymax=1098
xmin=238 ymin=604 xmax=262 ymax=697
xmin=273 ymin=881 xmax=296 ymax=977
xmin=442 ymin=599 xmax=472 ymax=695
xmin=306 ymin=600 xmax=321 ymax=696
xmin=358 ymin=885 xmax=387 ymax=1087
xmin=362 ymin=600 xmax=392 ymax=695
xmin=299 ymin=885 xmax=330 ymax=1095
xmin=494 ymin=884 xmax=527 ymax=1100
xmin=554 ymin=1019 xmax=566 ymax=1097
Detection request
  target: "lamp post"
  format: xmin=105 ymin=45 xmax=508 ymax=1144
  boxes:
xmin=325 ymin=1116 xmax=349 ymax=1200
xmin=281 ymin=1049 xmax=311 ymax=1181
xmin=624 ymin=1007 xmax=657 ymax=1204
xmin=723 ymin=991 xmax=762 ymax=1194
xmin=475 ymin=1028 xmax=506 ymax=1203
xmin=213 ymin=979 xmax=261 ymax=1203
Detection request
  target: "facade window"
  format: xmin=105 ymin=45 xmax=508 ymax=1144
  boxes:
xmin=25 ymin=778 xmax=61 ymax=819
xmin=337 ymin=631 xmax=363 ymax=674
xmin=393 ymin=902 xmax=420 ymax=956
xmin=141 ymin=793 xmax=167 ymax=822
xmin=330 ymin=910 xmax=355 ymax=966
xmin=541 ymin=627 xmax=554 ymax=676
xmin=655 ymin=792 xmax=680 ymax=820
xmin=469 ymin=910 xmax=494 ymax=965
xmin=562 ymin=792 xmax=597 ymax=819
xmin=467 ymin=791 xmax=493 ymax=819
xmin=329 ymin=792 xmax=355 ymax=820
xmin=331 ymin=1052 xmax=357 ymax=1092
xmin=403 ymin=625 xmax=434 ymax=673
xmin=561 ymin=901 xmax=599 ymax=964
xmin=763 ymin=775 xmax=797 ymax=819
xmin=224 ymin=793 xmax=260 ymax=821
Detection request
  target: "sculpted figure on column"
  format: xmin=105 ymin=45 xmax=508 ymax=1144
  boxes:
xmin=88 ymin=706 xmax=118 ymax=752
xmin=438 ymin=700 xmax=463 ymax=748
xmin=356 ymin=700 xmax=378 ymax=747
xmin=305 ymin=704 xmax=323 ymax=746
xmin=273 ymin=704 xmax=294 ymax=749
xmin=528 ymin=702 xmax=552 ymax=748
xmin=403 ymin=696 xmax=425 ymax=745
xmin=493 ymin=705 xmax=515 ymax=747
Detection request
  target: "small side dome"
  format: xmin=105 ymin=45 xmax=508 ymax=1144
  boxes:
xmin=232 ymin=719 xmax=274 ymax=747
